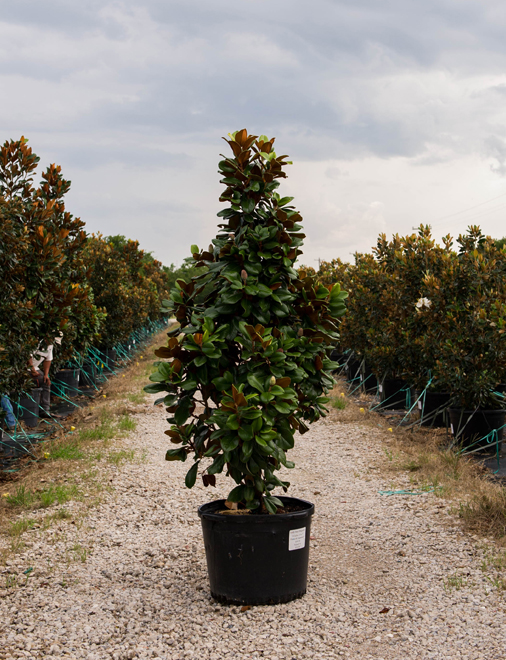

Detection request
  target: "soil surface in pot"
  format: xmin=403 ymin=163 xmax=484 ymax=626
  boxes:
xmin=217 ymin=502 xmax=307 ymax=515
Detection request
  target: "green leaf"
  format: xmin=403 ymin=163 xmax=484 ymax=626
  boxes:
xmin=251 ymin=416 xmax=263 ymax=433
xmin=221 ymin=290 xmax=243 ymax=305
xmin=266 ymin=495 xmax=283 ymax=507
xmin=241 ymin=197 xmax=255 ymax=213
xmin=174 ymin=396 xmax=192 ymax=425
xmin=191 ymin=244 xmax=199 ymax=254
xmin=221 ymin=436 xmax=239 ymax=451
xmin=226 ymin=414 xmax=240 ymax=430
xmin=241 ymin=441 xmax=253 ymax=461
xmin=263 ymin=497 xmax=277 ymax=514
xmin=185 ymin=462 xmax=199 ymax=488
xmin=181 ymin=378 xmax=198 ymax=391
xmin=273 ymin=401 xmax=292 ymax=414
xmin=244 ymin=486 xmax=256 ymax=501
xmin=227 ymin=485 xmax=245 ymax=502
xmin=143 ymin=383 xmax=167 ymax=394
xmin=208 ymin=454 xmax=226 ymax=475
xmin=247 ymin=373 xmax=265 ymax=392
xmin=165 ymin=449 xmax=186 ymax=462
xmin=193 ymin=355 xmax=207 ymax=367
xmin=238 ymin=424 xmax=254 ymax=442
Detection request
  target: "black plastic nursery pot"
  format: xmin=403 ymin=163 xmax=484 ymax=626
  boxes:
xmin=416 ymin=391 xmax=452 ymax=428
xmin=52 ymin=369 xmax=81 ymax=399
xmin=198 ymin=496 xmax=314 ymax=606
xmin=345 ymin=355 xmax=362 ymax=384
xmin=449 ymin=408 xmax=505 ymax=451
xmin=1 ymin=435 xmax=28 ymax=459
xmin=98 ymin=348 xmax=117 ymax=373
xmin=12 ymin=388 xmax=42 ymax=429
xmin=80 ymin=361 xmax=97 ymax=388
xmin=360 ymin=363 xmax=378 ymax=394
xmin=378 ymin=378 xmax=409 ymax=410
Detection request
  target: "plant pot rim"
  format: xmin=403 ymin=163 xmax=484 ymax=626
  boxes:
xmin=198 ymin=496 xmax=314 ymax=524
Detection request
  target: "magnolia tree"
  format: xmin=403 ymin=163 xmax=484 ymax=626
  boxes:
xmin=147 ymin=130 xmax=347 ymax=513
xmin=419 ymin=227 xmax=506 ymax=408
xmin=0 ymin=138 xmax=93 ymax=395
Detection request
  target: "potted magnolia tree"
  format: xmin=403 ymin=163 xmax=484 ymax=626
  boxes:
xmin=146 ymin=130 xmax=347 ymax=605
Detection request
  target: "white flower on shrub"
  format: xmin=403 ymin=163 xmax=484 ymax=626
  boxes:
xmin=415 ymin=297 xmax=432 ymax=309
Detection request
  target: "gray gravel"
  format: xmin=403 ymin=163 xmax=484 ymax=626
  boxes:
xmin=1 ymin=403 xmax=505 ymax=660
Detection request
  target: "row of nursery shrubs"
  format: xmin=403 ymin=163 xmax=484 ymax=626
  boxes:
xmin=0 ymin=137 xmax=173 ymax=405
xmin=308 ymin=225 xmax=506 ymax=447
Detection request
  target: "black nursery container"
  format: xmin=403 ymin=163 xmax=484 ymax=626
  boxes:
xmin=98 ymin=348 xmax=117 ymax=373
xmin=378 ymin=378 xmax=408 ymax=410
xmin=449 ymin=408 xmax=505 ymax=451
xmin=0 ymin=428 xmax=30 ymax=459
xmin=12 ymin=388 xmax=42 ymax=428
xmin=198 ymin=496 xmax=314 ymax=606
xmin=345 ymin=355 xmax=362 ymax=384
xmin=416 ymin=391 xmax=452 ymax=428
xmin=52 ymin=369 xmax=81 ymax=398
xmin=360 ymin=363 xmax=378 ymax=394
xmin=80 ymin=361 xmax=97 ymax=387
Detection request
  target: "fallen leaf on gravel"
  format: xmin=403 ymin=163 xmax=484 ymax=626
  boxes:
xmin=379 ymin=607 xmax=390 ymax=614
xmin=241 ymin=606 xmax=251 ymax=612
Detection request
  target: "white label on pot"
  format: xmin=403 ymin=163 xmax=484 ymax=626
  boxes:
xmin=379 ymin=384 xmax=383 ymax=393
xmin=289 ymin=527 xmax=306 ymax=551
xmin=451 ymin=424 xmax=454 ymax=435
xmin=418 ymin=400 xmax=422 ymax=410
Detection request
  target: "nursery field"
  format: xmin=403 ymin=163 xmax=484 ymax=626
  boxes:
xmin=2 ymin=129 xmax=506 ymax=660
xmin=0 ymin=344 xmax=505 ymax=660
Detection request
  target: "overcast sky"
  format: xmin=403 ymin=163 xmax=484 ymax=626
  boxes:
xmin=2 ymin=0 xmax=506 ymax=267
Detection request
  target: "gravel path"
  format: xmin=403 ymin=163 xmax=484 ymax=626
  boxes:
xmin=1 ymin=403 xmax=505 ymax=660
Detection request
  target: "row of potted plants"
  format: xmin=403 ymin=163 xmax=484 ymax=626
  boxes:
xmin=318 ymin=226 xmax=506 ymax=448
xmin=0 ymin=137 xmax=172 ymax=407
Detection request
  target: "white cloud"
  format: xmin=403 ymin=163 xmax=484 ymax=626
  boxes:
xmin=2 ymin=0 xmax=506 ymax=266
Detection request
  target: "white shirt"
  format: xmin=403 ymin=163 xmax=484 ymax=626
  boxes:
xmin=31 ymin=344 xmax=54 ymax=371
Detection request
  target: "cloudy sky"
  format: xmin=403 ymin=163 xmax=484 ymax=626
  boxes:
xmin=2 ymin=0 xmax=506 ymax=267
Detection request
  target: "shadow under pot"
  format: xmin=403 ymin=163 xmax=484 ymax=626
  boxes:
xmin=11 ymin=388 xmax=42 ymax=429
xmin=51 ymin=369 xmax=81 ymax=399
xmin=415 ymin=391 xmax=452 ymax=428
xmin=198 ymin=496 xmax=314 ymax=606
xmin=378 ymin=378 xmax=409 ymax=410
xmin=449 ymin=408 xmax=505 ymax=452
